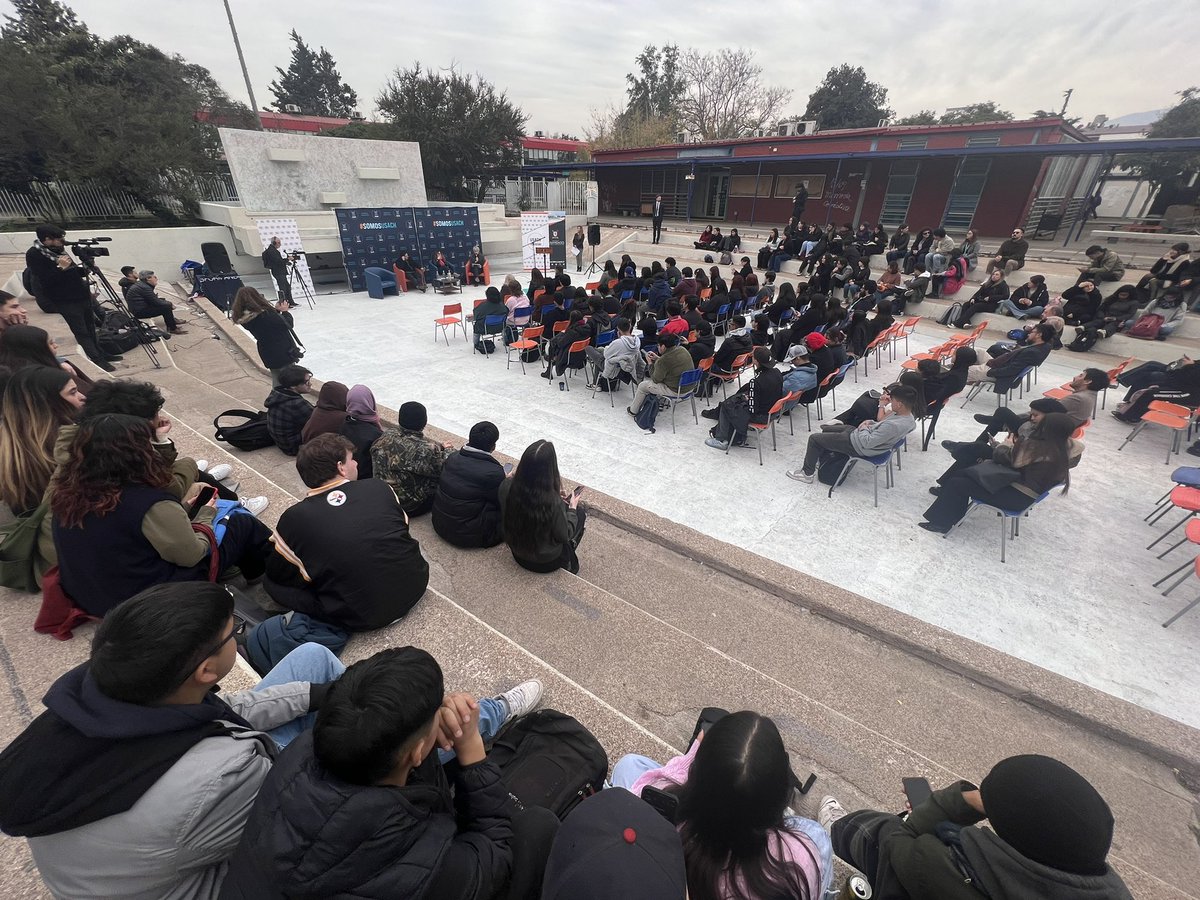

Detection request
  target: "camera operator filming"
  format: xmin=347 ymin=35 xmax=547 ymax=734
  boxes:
xmin=24 ymin=224 xmax=113 ymax=371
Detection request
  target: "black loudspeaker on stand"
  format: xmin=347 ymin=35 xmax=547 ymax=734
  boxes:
xmin=584 ymin=222 xmax=602 ymax=276
xmin=200 ymin=242 xmax=234 ymax=274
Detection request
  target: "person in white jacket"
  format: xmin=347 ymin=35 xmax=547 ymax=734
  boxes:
xmin=586 ymin=316 xmax=645 ymax=392
xmin=0 ymin=581 xmax=343 ymax=900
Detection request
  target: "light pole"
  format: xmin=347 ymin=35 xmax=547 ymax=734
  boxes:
xmin=222 ymin=0 xmax=263 ymax=129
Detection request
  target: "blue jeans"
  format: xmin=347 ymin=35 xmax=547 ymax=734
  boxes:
xmin=610 ymin=753 xmax=834 ymax=897
xmin=999 ymin=298 xmax=1043 ymax=319
xmin=254 ymin=644 xmax=507 ymax=757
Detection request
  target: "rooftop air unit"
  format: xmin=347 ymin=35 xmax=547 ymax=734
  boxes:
xmin=284 ymin=104 xmax=301 ymax=114
xmin=776 ymin=119 xmax=819 ymax=137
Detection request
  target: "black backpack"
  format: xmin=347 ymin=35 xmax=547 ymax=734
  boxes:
xmin=97 ymin=310 xmax=143 ymax=354
xmin=817 ymin=450 xmax=851 ymax=485
xmin=486 ymin=709 xmax=608 ymax=819
xmin=1067 ymin=329 xmax=1099 ymax=352
xmin=213 ymin=409 xmax=275 ymax=451
xmin=634 ymin=393 xmax=661 ymax=432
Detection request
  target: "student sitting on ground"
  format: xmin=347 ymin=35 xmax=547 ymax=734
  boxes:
xmin=264 ymin=364 xmax=314 ymax=456
xmin=1077 ymin=284 xmax=1139 ymax=341
xmin=339 ymin=384 xmax=383 ymax=480
xmin=499 ymin=439 xmax=586 ymax=574
xmin=126 ymin=270 xmax=188 ymax=335
xmin=702 ymin=347 xmax=784 ymax=449
xmin=821 ymin=754 xmax=1133 ymax=900
xmin=266 ymin=434 xmax=428 ymax=631
xmin=1058 ymin=280 xmax=1104 ymax=326
xmin=611 ymin=710 xmax=829 ymax=900
xmin=51 ymin=415 xmax=274 ymax=618
xmin=371 ymin=401 xmax=452 ymax=516
xmin=0 ymin=323 xmax=95 ymax=395
xmin=299 ymin=380 xmax=349 ymax=444
xmin=629 ymin=332 xmax=692 ymax=419
xmin=786 ymin=384 xmax=917 ymax=484
xmin=218 ymin=647 xmax=550 ymax=900
xmin=0 ymin=289 xmax=29 ymax=334
xmin=952 ymin=270 xmax=1010 ymax=327
xmin=998 ymin=274 xmax=1050 ymax=319
xmin=432 ymin=421 xmax=508 ymax=549
xmin=0 ymin=366 xmax=85 ymax=517
xmin=586 ymin=316 xmax=645 ymax=392
xmin=921 ymin=411 xmax=1074 ymax=533
xmin=0 ymin=582 xmax=343 ymax=900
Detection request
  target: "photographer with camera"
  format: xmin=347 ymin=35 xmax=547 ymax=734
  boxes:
xmin=232 ymin=287 xmax=304 ymax=387
xmin=25 ymin=224 xmax=113 ymax=371
xmin=126 ymin=270 xmax=188 ymax=336
xmin=262 ymin=236 xmax=293 ymax=304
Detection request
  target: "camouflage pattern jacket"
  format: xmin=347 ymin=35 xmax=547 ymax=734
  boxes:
xmin=370 ymin=428 xmax=448 ymax=512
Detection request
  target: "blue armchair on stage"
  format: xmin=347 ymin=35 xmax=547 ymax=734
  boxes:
xmin=364 ymin=266 xmax=399 ymax=300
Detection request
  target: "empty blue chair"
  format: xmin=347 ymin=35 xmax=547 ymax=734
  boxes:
xmin=662 ymin=368 xmax=704 ymax=433
xmin=364 ymin=266 xmax=398 ymax=300
xmin=595 ymin=329 xmax=616 ymax=348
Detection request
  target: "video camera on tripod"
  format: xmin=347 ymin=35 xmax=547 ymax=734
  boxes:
xmin=286 ymin=249 xmax=306 ymax=262
xmin=68 ymin=237 xmax=112 ymax=265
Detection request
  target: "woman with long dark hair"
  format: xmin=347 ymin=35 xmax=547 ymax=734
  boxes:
xmin=300 ymin=381 xmax=349 ymax=444
xmin=0 ymin=367 xmax=85 ymax=514
xmin=757 ymin=227 xmax=781 ymax=269
xmin=0 ymin=324 xmax=94 ymax=394
xmin=498 ymin=439 xmax=585 ymax=573
xmin=231 ymin=286 xmax=302 ymax=386
xmin=51 ymin=414 xmax=273 ymax=617
xmin=526 ymin=267 xmax=546 ymax=302
xmin=612 ymin=710 xmax=828 ymax=899
xmin=765 ymin=282 xmax=796 ymax=327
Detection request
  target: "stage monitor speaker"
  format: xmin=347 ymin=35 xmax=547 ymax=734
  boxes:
xmin=587 ymin=224 xmax=601 ymax=247
xmin=201 ymin=242 xmax=235 ymax=274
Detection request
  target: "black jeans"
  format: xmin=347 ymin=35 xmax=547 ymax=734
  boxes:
xmin=58 ymin=300 xmax=103 ymax=361
xmin=197 ymin=511 xmax=273 ymax=581
xmin=923 ymin=471 xmax=1034 ymax=527
xmin=977 ymin=408 xmax=1027 ymax=438
xmin=270 ymin=267 xmax=292 ymax=303
xmin=801 ymin=425 xmax=857 ymax=474
xmin=512 ymin=507 xmax=586 ymax=574
xmin=503 ymin=807 xmax=560 ymax=900
xmin=652 ymin=219 xmax=663 ymax=242
xmin=133 ymin=297 xmax=178 ymax=330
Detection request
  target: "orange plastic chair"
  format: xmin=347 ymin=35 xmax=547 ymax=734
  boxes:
xmin=464 ymin=260 xmax=491 ymax=286
xmin=559 ymin=338 xmax=591 ymax=391
xmin=506 ymin=325 xmax=543 ymax=374
xmin=473 ymin=298 xmax=486 ymax=309
xmin=1147 ymin=485 xmax=1200 ymax=555
xmin=699 ymin=287 xmax=713 ymax=300
xmin=433 ymin=302 xmax=465 ymax=345
xmin=1100 ymin=357 xmax=1134 ymax=410
xmin=532 ymin=288 xmax=546 ymax=305
xmin=688 ymin=330 xmax=698 ymax=343
xmin=1161 ymin=555 xmax=1200 ymax=627
xmin=552 ymin=320 xmax=569 ymax=335
xmin=710 ymin=352 xmax=752 ymax=401
xmin=896 ymin=316 xmax=921 ymax=356
xmin=584 ymin=281 xmax=600 ymax=292
xmin=737 ymin=394 xmax=791 ymax=465
xmin=1118 ymin=401 xmax=1194 ymax=464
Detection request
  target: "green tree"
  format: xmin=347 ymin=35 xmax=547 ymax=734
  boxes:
xmin=585 ymin=103 xmax=676 ymax=151
xmin=1126 ymin=88 xmax=1200 ymax=211
xmin=894 ymin=109 xmax=938 ymax=126
xmin=623 ymin=44 xmax=685 ymax=128
xmin=269 ymin=30 xmax=359 ymax=117
xmin=938 ymin=102 xmax=1013 ymax=125
xmin=802 ymin=64 xmax=892 ymax=130
xmin=359 ymin=64 xmax=526 ymax=202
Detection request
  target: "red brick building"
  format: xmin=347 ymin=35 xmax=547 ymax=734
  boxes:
xmin=590 ymin=119 xmax=1098 ymax=235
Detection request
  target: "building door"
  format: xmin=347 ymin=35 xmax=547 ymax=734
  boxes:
xmin=705 ymin=173 xmax=729 ymax=219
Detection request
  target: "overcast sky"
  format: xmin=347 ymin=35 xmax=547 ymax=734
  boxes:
xmin=11 ymin=0 xmax=1193 ymax=135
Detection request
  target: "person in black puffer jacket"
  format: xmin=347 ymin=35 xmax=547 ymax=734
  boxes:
xmin=232 ymin=287 xmax=302 ymax=385
xmin=433 ymin=421 xmax=507 ymax=548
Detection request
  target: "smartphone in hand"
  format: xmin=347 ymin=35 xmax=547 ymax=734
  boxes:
xmin=902 ymin=776 xmax=933 ymax=810
xmin=571 ymin=485 xmax=584 ymax=500
xmin=503 ymin=463 xmax=514 ymax=475
xmin=186 ymin=485 xmax=217 ymax=520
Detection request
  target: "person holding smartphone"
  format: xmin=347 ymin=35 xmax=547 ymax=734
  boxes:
xmin=498 ymin=439 xmax=585 ymax=574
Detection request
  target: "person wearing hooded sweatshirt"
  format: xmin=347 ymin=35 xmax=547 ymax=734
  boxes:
xmin=471 ymin=287 xmax=510 ymax=353
xmin=217 ymin=647 xmax=552 ymax=900
xmin=820 ymin=754 xmax=1133 ymax=900
xmin=0 ymin=582 xmax=342 ymax=900
xmin=299 ymin=380 xmax=348 ymax=444
xmin=586 ymin=316 xmax=645 ymax=392
xmin=1080 ymin=284 xmax=1139 ymax=339
xmin=264 ymin=364 xmax=314 ymax=456
xmin=339 ymin=384 xmax=382 ymax=480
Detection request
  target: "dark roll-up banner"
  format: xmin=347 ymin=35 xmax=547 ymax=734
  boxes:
xmin=335 ymin=207 xmax=482 ymax=293
xmin=548 ymin=217 xmax=567 ymax=268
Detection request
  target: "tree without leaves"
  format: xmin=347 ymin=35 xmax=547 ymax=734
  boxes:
xmin=1031 ymin=109 xmax=1082 ymax=127
xmin=937 ymin=102 xmax=1013 ymax=125
xmin=803 ymin=64 xmax=892 ymax=130
xmin=584 ymin=103 xmax=676 ymax=152
xmin=269 ymin=30 xmax=359 ymax=117
xmin=676 ymin=48 xmax=791 ymax=140
xmin=360 ymin=64 xmax=526 ymax=202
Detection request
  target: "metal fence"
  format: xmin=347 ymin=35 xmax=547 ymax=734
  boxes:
xmin=0 ymin=174 xmax=239 ymax=224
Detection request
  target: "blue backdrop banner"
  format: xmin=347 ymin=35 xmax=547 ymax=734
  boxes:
xmin=335 ymin=207 xmax=482 ymax=292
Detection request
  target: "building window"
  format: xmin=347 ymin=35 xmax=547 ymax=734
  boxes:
xmin=966 ymin=135 xmax=1001 ymax=147
xmin=943 ymin=158 xmax=991 ymax=230
xmin=896 ymin=138 xmax=927 ymax=150
xmin=1039 ymin=156 xmax=1077 ymax=198
xmin=880 ymin=160 xmax=920 ymax=227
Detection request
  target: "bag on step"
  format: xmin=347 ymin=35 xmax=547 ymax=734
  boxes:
xmin=213 ymin=409 xmax=275 ymax=451
xmin=244 ymin=610 xmax=349 ymax=675
xmin=486 ymin=709 xmax=608 ymax=819
xmin=1126 ymin=313 xmax=1163 ymax=340
xmin=719 ymin=250 xmax=733 ymax=266
xmin=935 ymin=302 xmax=962 ymax=326
xmin=97 ymin=310 xmax=142 ymax=354
xmin=634 ymin=393 xmax=660 ymax=431
xmin=1067 ymin=329 xmax=1100 ymax=352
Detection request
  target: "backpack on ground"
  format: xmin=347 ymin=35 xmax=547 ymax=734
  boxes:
xmin=97 ymin=309 xmax=142 ymax=355
xmin=936 ymin=302 xmax=962 ymax=327
xmin=213 ymin=408 xmax=275 ymax=451
xmin=817 ymin=450 xmax=851 ymax=485
xmin=486 ymin=709 xmax=608 ymax=819
xmin=634 ymin=393 xmax=660 ymax=432
xmin=1067 ymin=329 xmax=1100 ymax=352
xmin=719 ymin=250 xmax=733 ymax=266
xmin=1126 ymin=313 xmax=1164 ymax=340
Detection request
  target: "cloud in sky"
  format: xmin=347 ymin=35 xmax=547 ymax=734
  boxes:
xmin=13 ymin=0 xmax=1191 ymax=135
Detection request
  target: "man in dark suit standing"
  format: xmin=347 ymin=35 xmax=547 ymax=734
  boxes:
xmin=651 ymin=194 xmax=664 ymax=244
xmin=261 ymin=236 xmax=292 ymax=304
xmin=790 ymin=182 xmax=809 ymax=228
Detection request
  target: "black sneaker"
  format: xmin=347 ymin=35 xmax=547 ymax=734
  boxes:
xmin=700 ymin=408 xmax=719 ymax=420
xmin=972 ymin=414 xmax=993 ymax=426
xmin=1187 ymin=444 xmax=1200 ymax=458
xmin=96 ymin=359 xmax=116 ymax=372
xmin=940 ymin=440 xmax=959 ymax=451
xmin=105 ymin=354 xmax=124 ymax=362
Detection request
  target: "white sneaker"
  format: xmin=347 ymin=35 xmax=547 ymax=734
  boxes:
xmin=817 ymin=795 xmax=847 ymax=832
xmin=498 ymin=679 xmax=544 ymax=723
xmin=206 ymin=463 xmax=233 ymax=482
xmin=196 ymin=459 xmax=210 ymax=473
xmin=786 ymin=469 xmax=814 ymax=483
xmin=239 ymin=496 xmax=269 ymax=517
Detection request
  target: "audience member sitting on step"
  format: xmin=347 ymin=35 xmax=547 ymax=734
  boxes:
xmin=586 ymin=317 xmax=645 ymax=392
xmin=920 ymin=412 xmax=1074 ymax=533
xmin=339 ymin=384 xmax=382 ymax=480
xmin=266 ymin=433 xmax=429 ymax=631
xmin=299 ymin=381 xmax=348 ymax=444
xmin=1058 ymin=280 xmax=1104 ymax=326
xmin=629 ymin=332 xmax=692 ymax=420
xmin=50 ymin=415 xmax=274 ymax=617
xmin=125 ymin=270 xmax=188 ymax=335
xmin=953 ymin=270 xmax=1009 ymax=327
xmin=703 ymin=347 xmax=785 ymax=449
xmin=432 ymin=421 xmax=508 ymax=549
xmin=611 ymin=710 xmax=830 ymax=899
xmin=1079 ymin=284 xmax=1139 ymax=339
xmin=0 ymin=366 xmax=85 ymax=517
xmin=499 ymin=439 xmax=586 ymax=574
xmin=820 ymin=754 xmax=1133 ymax=900
xmin=1075 ymin=244 xmax=1125 ymax=285
xmin=0 ymin=582 xmax=343 ymax=900
xmin=218 ymin=647 xmax=550 ymax=900
xmin=998 ymin=274 xmax=1050 ymax=319
xmin=965 ymin=323 xmax=1054 ymax=386
xmin=0 ymin=289 xmax=29 ymax=334
xmin=264 ymin=364 xmax=314 ymax=456
xmin=786 ymin=384 xmax=917 ymax=484
xmin=371 ymin=401 xmax=452 ymax=516
xmin=0 ymin=323 xmax=95 ymax=395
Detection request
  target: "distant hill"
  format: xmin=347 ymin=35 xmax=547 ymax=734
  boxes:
xmin=1108 ymin=109 xmax=1167 ymax=127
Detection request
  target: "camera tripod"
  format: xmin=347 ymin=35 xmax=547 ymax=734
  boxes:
xmin=286 ymin=254 xmax=316 ymax=309
xmin=73 ymin=245 xmax=161 ymax=369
